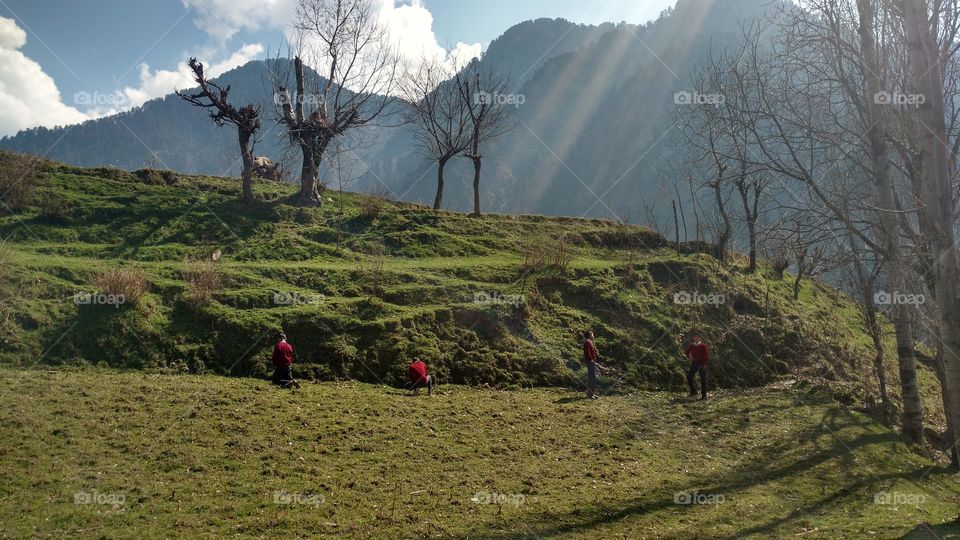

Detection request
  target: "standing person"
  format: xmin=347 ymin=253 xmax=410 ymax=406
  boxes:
xmin=685 ymin=332 xmax=710 ymax=399
xmin=271 ymin=332 xmax=298 ymax=389
xmin=583 ymin=330 xmax=599 ymax=399
xmin=408 ymin=357 xmax=433 ymax=396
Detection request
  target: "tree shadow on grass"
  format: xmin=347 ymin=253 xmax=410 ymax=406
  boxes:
xmin=106 ymin=197 xmax=280 ymax=258
xmin=902 ymin=517 xmax=960 ymax=539
xmin=437 ymin=407 xmax=953 ymax=539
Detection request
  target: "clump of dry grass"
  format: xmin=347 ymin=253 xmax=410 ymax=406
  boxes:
xmin=182 ymin=257 xmax=223 ymax=305
xmin=359 ymin=185 xmax=392 ymax=220
xmin=0 ymin=151 xmax=41 ymax=214
xmin=355 ymin=243 xmax=386 ymax=297
xmin=91 ymin=267 xmax=149 ymax=306
xmin=521 ymin=233 xmax=573 ymax=273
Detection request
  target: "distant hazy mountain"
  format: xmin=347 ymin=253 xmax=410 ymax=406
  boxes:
xmin=1 ymin=1 xmax=783 ymax=220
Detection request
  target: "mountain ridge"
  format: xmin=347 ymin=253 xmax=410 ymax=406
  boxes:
xmin=1 ymin=2 xmax=786 ymax=221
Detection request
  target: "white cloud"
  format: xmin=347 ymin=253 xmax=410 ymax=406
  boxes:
xmin=0 ymin=15 xmax=264 ymax=136
xmin=373 ymin=0 xmax=483 ymax=71
xmin=447 ymin=41 xmax=483 ymax=71
xmin=115 ymin=43 xmax=264 ymax=111
xmin=1 ymin=0 xmax=478 ymax=136
xmin=182 ymin=0 xmax=297 ymax=44
xmin=183 ymin=0 xmax=483 ymax=79
xmin=0 ymin=16 xmax=89 ymax=137
xmin=0 ymin=15 xmax=26 ymax=49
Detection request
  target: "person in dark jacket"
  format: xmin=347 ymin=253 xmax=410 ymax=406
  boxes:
xmin=685 ymin=332 xmax=710 ymax=399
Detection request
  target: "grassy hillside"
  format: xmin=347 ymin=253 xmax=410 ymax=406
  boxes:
xmin=0 ymin=367 xmax=957 ymax=538
xmin=0 ymin=154 xmax=946 ymax=417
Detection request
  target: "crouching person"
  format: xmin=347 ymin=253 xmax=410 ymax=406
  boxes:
xmin=408 ymin=357 xmax=433 ymax=396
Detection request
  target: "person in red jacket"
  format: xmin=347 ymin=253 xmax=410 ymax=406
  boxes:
xmin=583 ymin=330 xmax=599 ymax=399
xmin=685 ymin=332 xmax=710 ymax=399
xmin=271 ymin=332 xmax=298 ymax=389
xmin=408 ymin=357 xmax=433 ymax=395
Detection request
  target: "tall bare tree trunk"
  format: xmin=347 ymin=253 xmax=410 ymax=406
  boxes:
xmin=902 ymin=0 xmax=960 ymax=467
xmin=433 ymin=155 xmax=449 ymax=210
xmin=933 ymin=347 xmax=958 ymax=460
xmin=239 ymin=130 xmax=254 ymax=206
xmin=866 ymin=288 xmax=891 ymax=408
xmin=737 ymin=182 xmax=759 ymax=273
xmin=712 ymin=182 xmax=731 ymax=264
xmin=792 ymin=265 xmax=804 ymax=301
xmin=468 ymin=126 xmax=483 ymax=217
xmin=471 ymin=156 xmax=482 ymax=216
xmin=892 ymin=309 xmax=923 ymax=440
xmin=297 ymin=135 xmax=329 ymax=206
xmin=850 ymin=235 xmax=892 ymax=407
xmin=672 ymin=200 xmax=681 ymax=256
xmin=298 ymin=143 xmax=320 ymax=205
xmin=858 ymin=0 xmax=923 ymax=442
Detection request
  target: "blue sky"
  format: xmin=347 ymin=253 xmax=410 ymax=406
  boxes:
xmin=0 ymin=0 xmax=676 ymax=136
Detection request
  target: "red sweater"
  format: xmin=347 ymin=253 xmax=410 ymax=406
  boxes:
xmin=408 ymin=360 xmax=428 ymax=385
xmin=686 ymin=342 xmax=710 ymax=365
xmin=272 ymin=341 xmax=293 ymax=366
xmin=583 ymin=339 xmax=598 ymax=363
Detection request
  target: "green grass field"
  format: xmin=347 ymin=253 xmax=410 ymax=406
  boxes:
xmin=0 ymin=367 xmax=957 ymax=538
xmin=0 ymin=156 xmax=942 ymax=409
xmin=1 ymin=155 xmax=959 ymax=537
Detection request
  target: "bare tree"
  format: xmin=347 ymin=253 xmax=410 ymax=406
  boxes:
xmin=676 ymin=51 xmax=753 ymax=265
xmin=855 ymin=0 xmax=925 ymax=442
xmin=274 ymin=0 xmax=398 ymax=206
xmin=885 ymin=0 xmax=960 ymax=465
xmin=734 ymin=174 xmax=770 ymax=273
xmin=776 ymin=214 xmax=834 ymax=301
xmin=177 ymin=58 xmax=261 ymax=205
xmin=400 ymin=57 xmax=471 ymax=210
xmin=900 ymin=0 xmax=960 ymax=467
xmin=722 ymin=9 xmax=928 ymax=443
xmin=453 ymin=65 xmax=512 ymax=216
xmin=841 ymin=232 xmax=893 ymax=410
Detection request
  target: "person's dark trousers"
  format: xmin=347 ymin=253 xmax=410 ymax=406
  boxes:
xmin=272 ymin=364 xmax=293 ymax=386
xmin=687 ymin=362 xmax=707 ymax=397
xmin=586 ymin=362 xmax=597 ymax=396
xmin=411 ymin=375 xmax=433 ymax=395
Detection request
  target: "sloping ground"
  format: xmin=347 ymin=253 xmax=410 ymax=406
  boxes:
xmin=0 ymin=155 xmax=944 ymax=418
xmin=0 ymin=368 xmax=956 ymax=539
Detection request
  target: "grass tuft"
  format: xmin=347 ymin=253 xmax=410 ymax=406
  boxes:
xmin=92 ymin=266 xmax=149 ymax=306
